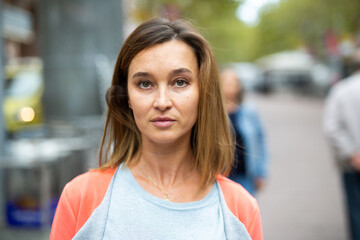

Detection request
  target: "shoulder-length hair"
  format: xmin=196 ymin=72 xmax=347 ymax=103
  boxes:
xmin=99 ymin=17 xmax=234 ymax=187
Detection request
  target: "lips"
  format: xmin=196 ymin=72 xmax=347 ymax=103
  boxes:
xmin=150 ymin=117 xmax=176 ymax=128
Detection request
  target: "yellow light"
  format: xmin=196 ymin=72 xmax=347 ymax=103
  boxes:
xmin=19 ymin=107 xmax=35 ymax=122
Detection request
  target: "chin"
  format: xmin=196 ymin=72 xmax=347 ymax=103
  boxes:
xmin=149 ymin=136 xmax=179 ymax=145
xmin=144 ymin=132 xmax=190 ymax=146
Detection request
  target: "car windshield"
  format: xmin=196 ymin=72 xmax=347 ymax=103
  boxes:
xmin=6 ymin=70 xmax=42 ymax=97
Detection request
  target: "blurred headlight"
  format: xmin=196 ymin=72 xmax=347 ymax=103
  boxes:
xmin=18 ymin=107 xmax=35 ymax=122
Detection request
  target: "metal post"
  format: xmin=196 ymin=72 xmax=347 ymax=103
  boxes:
xmin=0 ymin=0 xmax=5 ymax=154
xmin=0 ymin=0 xmax=5 ymax=227
xmin=40 ymin=162 xmax=51 ymax=229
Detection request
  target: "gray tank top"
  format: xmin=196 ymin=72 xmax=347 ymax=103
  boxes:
xmin=103 ymin=166 xmax=226 ymax=239
xmin=72 ymin=165 xmax=252 ymax=240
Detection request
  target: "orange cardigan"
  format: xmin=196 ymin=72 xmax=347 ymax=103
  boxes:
xmin=50 ymin=167 xmax=263 ymax=240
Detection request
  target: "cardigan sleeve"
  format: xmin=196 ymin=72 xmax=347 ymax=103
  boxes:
xmin=49 ymin=168 xmax=116 ymax=240
xmin=246 ymin=201 xmax=263 ymax=240
xmin=49 ymin=184 xmax=77 ymax=240
xmin=252 ymin=108 xmax=268 ymax=178
xmin=217 ymin=175 xmax=263 ymax=240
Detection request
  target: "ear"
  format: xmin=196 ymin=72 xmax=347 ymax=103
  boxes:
xmin=128 ymin=100 xmax=131 ymax=109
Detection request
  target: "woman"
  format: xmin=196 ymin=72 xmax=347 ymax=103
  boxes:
xmin=220 ymin=68 xmax=268 ymax=196
xmin=50 ymin=18 xmax=263 ymax=240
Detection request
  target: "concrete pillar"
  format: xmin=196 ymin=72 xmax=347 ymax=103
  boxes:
xmin=38 ymin=0 xmax=124 ymax=119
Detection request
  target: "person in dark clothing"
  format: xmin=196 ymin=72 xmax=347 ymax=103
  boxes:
xmin=221 ymin=68 xmax=268 ymax=196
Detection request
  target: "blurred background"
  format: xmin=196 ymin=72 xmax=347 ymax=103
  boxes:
xmin=0 ymin=0 xmax=359 ymax=239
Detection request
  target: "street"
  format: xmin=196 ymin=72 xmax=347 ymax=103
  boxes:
xmin=251 ymin=93 xmax=348 ymax=240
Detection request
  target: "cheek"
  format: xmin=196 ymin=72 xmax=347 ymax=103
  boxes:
xmin=224 ymin=89 xmax=236 ymax=99
xmin=131 ymin=107 xmax=148 ymax=134
xmin=128 ymin=88 xmax=149 ymax=112
xmin=128 ymin=94 xmax=148 ymax=127
xmin=180 ymin=92 xmax=199 ymax=122
xmin=131 ymin=103 xmax=147 ymax=122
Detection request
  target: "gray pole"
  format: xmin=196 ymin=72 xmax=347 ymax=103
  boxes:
xmin=0 ymin=0 xmax=4 ymax=227
xmin=0 ymin=0 xmax=5 ymax=154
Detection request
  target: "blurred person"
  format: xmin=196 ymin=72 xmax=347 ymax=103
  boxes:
xmin=323 ymin=49 xmax=360 ymax=240
xmin=221 ymin=68 xmax=268 ymax=196
xmin=50 ymin=18 xmax=263 ymax=240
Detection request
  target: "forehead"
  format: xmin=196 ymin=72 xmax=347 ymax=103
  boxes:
xmin=128 ymin=40 xmax=198 ymax=75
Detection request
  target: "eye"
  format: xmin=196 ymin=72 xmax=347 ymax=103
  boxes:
xmin=174 ymin=79 xmax=188 ymax=87
xmin=138 ymin=81 xmax=152 ymax=89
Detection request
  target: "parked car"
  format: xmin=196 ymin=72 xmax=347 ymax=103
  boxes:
xmin=3 ymin=57 xmax=44 ymax=134
xmin=228 ymin=62 xmax=263 ymax=92
xmin=256 ymin=50 xmax=332 ymax=96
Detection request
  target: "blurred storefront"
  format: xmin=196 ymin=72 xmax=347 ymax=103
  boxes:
xmin=2 ymin=0 xmax=38 ymax=62
xmin=1 ymin=1 xmax=40 ymax=229
xmin=0 ymin=0 xmax=124 ymax=234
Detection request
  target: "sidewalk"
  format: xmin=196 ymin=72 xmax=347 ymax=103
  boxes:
xmin=251 ymin=93 xmax=347 ymax=240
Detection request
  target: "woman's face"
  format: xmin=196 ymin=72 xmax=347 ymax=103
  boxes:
xmin=127 ymin=40 xmax=199 ymax=145
xmin=221 ymin=69 xmax=241 ymax=105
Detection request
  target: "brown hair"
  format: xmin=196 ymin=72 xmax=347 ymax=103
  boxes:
xmin=99 ymin=18 xmax=234 ymax=187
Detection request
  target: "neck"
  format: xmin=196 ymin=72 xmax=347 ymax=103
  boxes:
xmin=226 ymin=101 xmax=239 ymax=113
xmin=138 ymin=140 xmax=195 ymax=188
xmin=130 ymin=136 xmax=214 ymax=202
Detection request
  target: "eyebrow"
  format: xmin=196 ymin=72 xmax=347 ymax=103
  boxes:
xmin=171 ymin=68 xmax=192 ymax=75
xmin=131 ymin=68 xmax=193 ymax=79
xmin=132 ymin=72 xmax=151 ymax=79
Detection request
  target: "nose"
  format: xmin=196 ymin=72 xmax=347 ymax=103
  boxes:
xmin=153 ymin=86 xmax=172 ymax=111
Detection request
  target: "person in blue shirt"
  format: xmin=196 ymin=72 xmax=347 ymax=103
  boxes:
xmin=221 ymin=68 xmax=268 ymax=196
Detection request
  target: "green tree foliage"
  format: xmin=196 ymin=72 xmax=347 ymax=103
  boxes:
xmin=255 ymin=0 xmax=360 ymax=59
xmin=131 ymin=0 xmax=254 ymax=63
xmin=131 ymin=0 xmax=360 ymax=63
